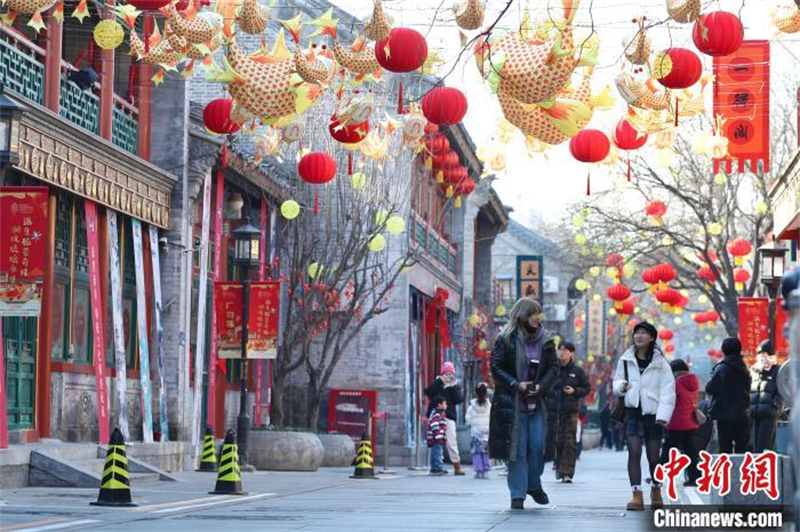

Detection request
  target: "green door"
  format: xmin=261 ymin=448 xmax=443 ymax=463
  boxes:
xmin=2 ymin=316 xmax=37 ymax=430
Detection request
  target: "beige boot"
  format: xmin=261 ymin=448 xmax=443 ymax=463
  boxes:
xmin=453 ymin=462 xmax=465 ymax=476
xmin=650 ymin=486 xmax=664 ymax=509
xmin=626 ymin=490 xmax=644 ymax=511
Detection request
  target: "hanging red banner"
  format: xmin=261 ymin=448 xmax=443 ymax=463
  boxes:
xmin=206 ymin=174 xmax=224 ymax=429
xmin=0 ymin=186 xmax=48 ymax=316
xmin=0 ymin=319 xmax=8 ymax=448
xmin=737 ymin=297 xmax=788 ymax=364
xmin=214 ymin=282 xmax=243 ymax=359
xmin=248 ymin=281 xmax=280 ymax=359
xmin=713 ymin=41 xmax=770 ymax=174
xmin=85 ymin=201 xmax=110 ymax=444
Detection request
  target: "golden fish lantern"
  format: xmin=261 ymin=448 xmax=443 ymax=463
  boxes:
xmin=94 ymin=19 xmax=125 ymax=50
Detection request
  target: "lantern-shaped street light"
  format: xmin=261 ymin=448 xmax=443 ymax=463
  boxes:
xmin=0 ymin=86 xmax=26 ymax=168
xmin=231 ymin=217 xmax=261 ymax=468
xmin=758 ymin=241 xmax=788 ymax=348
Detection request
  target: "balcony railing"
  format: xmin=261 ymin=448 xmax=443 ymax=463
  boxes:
xmin=1 ymin=26 xmax=139 ymax=155
xmin=410 ymin=211 xmax=458 ymax=277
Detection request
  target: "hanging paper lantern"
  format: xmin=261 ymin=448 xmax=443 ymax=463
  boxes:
xmin=375 ymin=27 xmax=428 ymax=73
xmin=368 ymin=234 xmax=386 ymax=252
xmin=618 ymin=298 xmax=636 ymax=316
xmin=607 ymin=284 xmax=632 ymax=310
xmin=664 ymin=343 xmax=676 ymax=354
xmin=606 ymin=252 xmax=625 ymax=270
xmin=569 ymin=129 xmax=611 ymax=195
xmin=298 ymin=152 xmax=337 ymax=185
xmin=452 ymin=177 xmax=475 ymax=208
xmin=386 ymin=216 xmax=406 ymax=235
xmin=422 ymin=87 xmax=468 ymax=125
xmin=658 ymin=329 xmax=674 ymax=341
xmin=694 ymin=312 xmax=708 ymax=328
xmin=653 ymin=48 xmax=702 ymax=90
xmin=469 ymin=313 xmax=480 ymax=327
xmin=430 ymin=150 xmax=460 ymax=170
xmin=351 ymin=172 xmax=367 ymax=189
xmin=726 ymin=238 xmax=752 ymax=266
xmin=697 ymin=264 xmax=716 ymax=287
xmin=734 ymin=267 xmax=751 ymax=291
xmin=645 ymin=200 xmax=668 ymax=225
xmin=280 ymin=200 xmax=300 ymax=220
xmin=495 ymin=304 xmax=507 ymax=317
xmin=642 ymin=268 xmax=659 ymax=292
xmin=655 ymin=287 xmax=681 ymax=311
xmin=575 ymin=279 xmax=589 ymax=291
xmin=424 ymin=134 xmax=450 ymax=155
xmin=308 ymin=262 xmax=322 ymax=279
xmin=612 ymin=118 xmax=648 ymax=182
xmin=652 ymin=262 xmax=677 ymax=289
xmin=573 ymin=316 xmax=585 ymax=329
xmin=94 ymin=19 xmax=124 ymax=50
xmin=329 ymin=115 xmax=370 ymax=144
xmin=692 ymin=11 xmax=743 ymax=57
xmin=706 ymin=310 xmax=720 ymax=326
xmin=203 ymin=98 xmax=241 ymax=135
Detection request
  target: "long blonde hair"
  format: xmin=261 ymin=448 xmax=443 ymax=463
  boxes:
xmin=501 ymin=297 xmax=545 ymax=337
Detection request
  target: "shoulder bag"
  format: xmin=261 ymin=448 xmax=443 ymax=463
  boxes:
xmin=610 ymin=361 xmax=629 ymax=424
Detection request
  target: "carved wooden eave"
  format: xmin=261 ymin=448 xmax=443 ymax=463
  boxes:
xmin=11 ymin=95 xmax=176 ymax=229
xmin=223 ymin=149 xmax=289 ymax=204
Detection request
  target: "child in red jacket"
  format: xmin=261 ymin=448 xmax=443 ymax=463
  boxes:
xmin=427 ymin=397 xmax=448 ymax=476
xmin=660 ymin=359 xmax=701 ymax=486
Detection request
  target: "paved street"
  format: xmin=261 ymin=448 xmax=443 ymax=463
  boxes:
xmin=0 ymin=449 xmax=710 ymax=532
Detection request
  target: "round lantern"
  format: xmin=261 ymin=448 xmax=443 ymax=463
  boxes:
xmin=645 ymin=200 xmax=667 ymax=225
xmin=298 ymin=152 xmax=337 ymax=185
xmin=652 ymin=48 xmax=702 ymax=89
xmin=351 ymin=172 xmax=367 ymax=189
xmin=94 ymin=20 xmax=124 ymax=50
xmin=697 ymin=264 xmax=716 ymax=286
xmin=642 ymin=268 xmax=659 ymax=292
xmin=280 ymin=200 xmax=300 ymax=220
xmin=619 ymin=298 xmax=635 ymax=316
xmin=612 ymin=118 xmax=648 ymax=182
xmin=726 ymin=238 xmax=752 ymax=266
xmin=658 ymin=329 xmax=674 ymax=341
xmin=664 ymin=344 xmax=676 ymax=354
xmin=694 ymin=312 xmax=708 ymax=328
xmin=692 ymin=11 xmax=743 ymax=57
xmin=452 ymin=177 xmax=475 ymax=208
xmin=607 ymin=284 xmax=632 ymax=310
xmin=375 ymin=28 xmax=428 ymax=73
xmin=569 ymin=129 xmax=611 ymax=195
xmin=203 ymin=98 xmax=241 ymax=135
xmin=441 ymin=165 xmax=468 ymax=185
xmin=431 ymin=150 xmax=459 ymax=170
xmin=655 ymin=287 xmax=682 ymax=311
xmin=368 ymin=234 xmax=386 ymax=252
xmin=386 ymin=216 xmax=406 ymax=235
xmin=651 ymin=262 xmax=677 ymax=289
xmin=425 ymin=134 xmax=450 ymax=155
xmin=328 ymin=115 xmax=370 ymax=144
xmin=734 ymin=267 xmax=751 ymax=291
xmin=422 ymin=87 xmax=468 ymax=125
xmin=706 ymin=310 xmax=720 ymax=326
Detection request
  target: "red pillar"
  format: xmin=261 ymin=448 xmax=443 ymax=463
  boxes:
xmin=43 ymin=7 xmax=62 ymax=112
xmin=36 ymin=192 xmax=57 ymax=438
xmin=136 ymin=64 xmax=152 ymax=160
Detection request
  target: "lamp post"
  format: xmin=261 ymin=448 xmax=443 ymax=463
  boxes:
xmin=758 ymin=241 xmax=788 ymax=349
xmin=0 ymin=85 xmax=26 ymax=169
xmin=231 ymin=217 xmax=261 ymax=467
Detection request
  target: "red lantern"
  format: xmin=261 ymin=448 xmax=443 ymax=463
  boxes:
xmin=697 ymin=264 xmax=716 ymax=286
xmin=375 ymin=28 xmax=428 ymax=73
xmin=431 ymin=150 xmax=459 ymax=169
xmin=695 ymin=312 xmax=709 ymax=328
xmin=706 ymin=310 xmax=720 ymax=325
xmin=203 ymin=98 xmax=241 ymax=135
xmin=655 ymin=287 xmax=681 ymax=310
xmin=425 ymin=134 xmax=450 ymax=154
xmin=618 ymin=298 xmax=635 ymax=317
xmin=424 ymin=122 xmax=439 ymax=135
xmin=606 ymin=252 xmax=625 ymax=270
xmin=422 ymin=87 xmax=468 ymax=126
xmin=612 ymin=118 xmax=648 ymax=182
xmin=642 ymin=268 xmax=659 ymax=292
xmin=328 ymin=115 xmax=370 ymax=144
xmin=734 ymin=267 xmax=751 ymax=291
xmin=569 ymin=129 xmax=611 ymax=195
xmin=299 ymin=152 xmax=337 ymax=185
xmin=726 ymin=238 xmax=752 ymax=266
xmin=441 ymin=165 xmax=468 ymax=184
xmin=645 ymin=200 xmax=667 ymax=225
xmin=692 ymin=11 xmax=743 ymax=57
xmin=664 ymin=344 xmax=676 ymax=354
xmin=658 ymin=329 xmax=674 ymax=341
xmin=574 ymin=316 xmax=585 ymax=329
xmin=607 ymin=283 xmax=632 ymax=310
xmin=651 ymin=262 xmax=677 ymax=288
xmin=127 ymin=0 xmax=170 ymax=8
xmin=653 ymin=48 xmax=702 ymax=125
xmin=452 ymin=177 xmax=475 ymax=208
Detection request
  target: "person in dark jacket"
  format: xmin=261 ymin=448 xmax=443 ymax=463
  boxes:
xmin=600 ymin=404 xmax=613 ymax=450
xmin=490 ymin=297 xmax=559 ymax=510
xmin=660 ymin=359 xmax=700 ymax=486
xmin=425 ymin=362 xmax=464 ymax=475
xmin=552 ymin=342 xmax=590 ymax=482
xmin=706 ymin=337 xmax=752 ymax=453
xmin=750 ymin=340 xmax=783 ymax=452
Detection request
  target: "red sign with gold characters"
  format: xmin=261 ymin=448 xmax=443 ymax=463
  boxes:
xmin=713 ymin=40 xmax=770 ymax=174
xmin=0 ymin=186 xmax=48 ymax=316
xmin=737 ymin=297 xmax=788 ymax=364
xmin=214 ymin=281 xmax=280 ymax=359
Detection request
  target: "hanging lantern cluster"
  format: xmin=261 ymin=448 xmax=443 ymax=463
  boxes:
xmin=726 ymin=238 xmax=752 ymax=266
xmin=695 ymin=310 xmax=720 ymax=328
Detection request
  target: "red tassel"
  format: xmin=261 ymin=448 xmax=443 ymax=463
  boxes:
xmin=348 ymin=153 xmax=353 ymax=175
xmin=674 ymin=98 xmax=679 ymax=127
xmin=627 ymin=155 xmax=631 ymax=182
xmin=221 ymin=144 xmax=227 ymax=168
xmin=397 ymin=81 xmax=403 ymax=114
xmin=88 ymin=39 xmax=95 ymax=66
xmin=586 ymin=171 xmax=591 ymax=196
xmin=314 ymin=190 xmax=319 ymax=215
xmin=144 ymin=14 xmax=152 ymax=55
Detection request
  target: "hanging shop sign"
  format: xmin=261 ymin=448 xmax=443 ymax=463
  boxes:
xmin=713 ymin=40 xmax=771 ymax=174
xmin=214 ymin=281 xmax=281 ymax=359
xmin=215 ymin=282 xmax=244 ymax=359
xmin=516 ymin=255 xmax=543 ymax=304
xmin=0 ymin=186 xmax=48 ymax=316
xmin=737 ymin=297 xmax=788 ymax=364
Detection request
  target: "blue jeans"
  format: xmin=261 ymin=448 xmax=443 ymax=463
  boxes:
xmin=507 ymin=409 xmax=545 ymax=499
xmin=430 ymin=443 xmax=444 ymax=472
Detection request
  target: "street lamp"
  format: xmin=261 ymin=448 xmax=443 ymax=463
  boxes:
xmin=232 ymin=217 xmax=261 ymax=468
xmin=0 ymin=85 xmax=26 ymax=168
xmin=758 ymin=241 xmax=788 ymax=348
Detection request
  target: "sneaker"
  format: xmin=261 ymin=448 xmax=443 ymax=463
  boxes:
xmin=527 ymin=489 xmax=549 ymax=505
xmin=511 ymin=499 xmax=524 ymax=510
xmin=562 ymin=476 xmax=573 ymax=483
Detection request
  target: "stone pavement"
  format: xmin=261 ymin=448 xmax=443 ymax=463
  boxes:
xmin=0 ymin=449 xmax=719 ymax=532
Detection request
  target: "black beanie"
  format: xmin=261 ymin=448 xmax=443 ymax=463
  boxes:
xmin=721 ymin=337 xmax=742 ymax=357
xmin=670 ymin=359 xmax=689 ymax=373
xmin=757 ymin=339 xmax=774 ymax=356
xmin=632 ymin=321 xmax=658 ymax=340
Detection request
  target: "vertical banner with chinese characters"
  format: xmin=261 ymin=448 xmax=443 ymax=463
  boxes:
xmin=254 ymin=199 xmax=268 ymax=426
xmin=516 ymin=255 xmax=543 ymax=305
xmin=0 ymin=319 xmax=8 ymax=448
xmin=206 ymin=174 xmax=224 ymax=431
xmin=85 ymin=201 xmax=110 ymax=444
xmin=737 ymin=297 xmax=788 ymax=364
xmin=248 ymin=282 xmax=280 ymax=359
xmin=107 ymin=211 xmax=129 ymax=440
xmin=215 ymin=282 xmax=243 ymax=359
xmin=148 ymin=225 xmax=168 ymax=441
xmin=0 ymin=187 xmax=48 ymax=316
xmin=585 ymin=298 xmax=606 ymax=358
xmin=713 ymin=41 xmax=770 ymax=174
xmin=131 ymin=220 xmax=154 ymax=443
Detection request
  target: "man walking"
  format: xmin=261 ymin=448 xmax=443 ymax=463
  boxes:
xmin=706 ymin=338 xmax=752 ymax=453
xmin=553 ymin=342 xmax=590 ymax=482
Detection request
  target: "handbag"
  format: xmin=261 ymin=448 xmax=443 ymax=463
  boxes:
xmin=610 ymin=361 xmax=629 ymax=424
xmin=694 ymin=406 xmax=707 ymax=425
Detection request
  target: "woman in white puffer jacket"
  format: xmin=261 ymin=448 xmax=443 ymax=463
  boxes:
xmin=612 ymin=321 xmax=675 ymax=512
xmin=465 ymin=382 xmax=492 ymax=479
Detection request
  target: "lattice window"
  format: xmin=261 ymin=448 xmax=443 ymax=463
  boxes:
xmin=73 ymin=201 xmax=89 ymax=274
xmin=0 ymin=39 xmax=44 ymax=104
xmin=112 ymin=107 xmax=138 ymax=154
xmin=54 ymin=193 xmax=72 ymax=271
xmin=59 ymin=81 xmax=100 ymax=135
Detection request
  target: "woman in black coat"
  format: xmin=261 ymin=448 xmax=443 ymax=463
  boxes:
xmin=750 ymin=341 xmax=783 ymax=453
xmin=490 ymin=297 xmax=559 ymax=510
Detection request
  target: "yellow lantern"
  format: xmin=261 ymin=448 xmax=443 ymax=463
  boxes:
xmin=623 ymin=263 xmax=635 ymax=278
xmin=386 ymin=216 xmax=405 ymax=235
xmin=708 ymin=222 xmax=723 ymax=236
xmin=468 ymin=314 xmax=480 ymax=327
xmin=495 ymin=304 xmax=507 ymax=317
xmin=351 ymin=172 xmax=367 ymax=189
xmin=575 ymin=279 xmax=589 ymax=291
xmin=375 ymin=210 xmax=389 ymax=226
xmin=280 ymin=199 xmax=300 ymax=220
xmin=574 ymin=233 xmax=587 ymax=245
xmin=94 ymin=19 xmax=124 ymax=50
xmin=589 ymin=266 xmax=600 ymax=277
xmin=572 ymin=215 xmax=585 ymax=229
xmin=368 ymin=234 xmax=386 ymax=252
xmin=587 ymin=354 xmax=595 ymax=362
xmin=478 ymin=339 xmax=489 ymax=350
xmin=592 ymin=294 xmax=601 ymax=301
xmin=308 ymin=262 xmax=322 ymax=279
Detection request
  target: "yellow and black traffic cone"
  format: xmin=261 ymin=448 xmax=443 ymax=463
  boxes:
xmin=91 ymin=427 xmax=136 ymax=507
xmin=350 ymin=434 xmax=377 ymax=479
xmin=197 ymin=426 xmax=218 ymax=472
xmin=209 ymin=429 xmax=247 ymax=495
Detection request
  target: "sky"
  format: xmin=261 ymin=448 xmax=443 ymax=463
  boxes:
xmin=329 ymin=0 xmax=800 ymax=226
